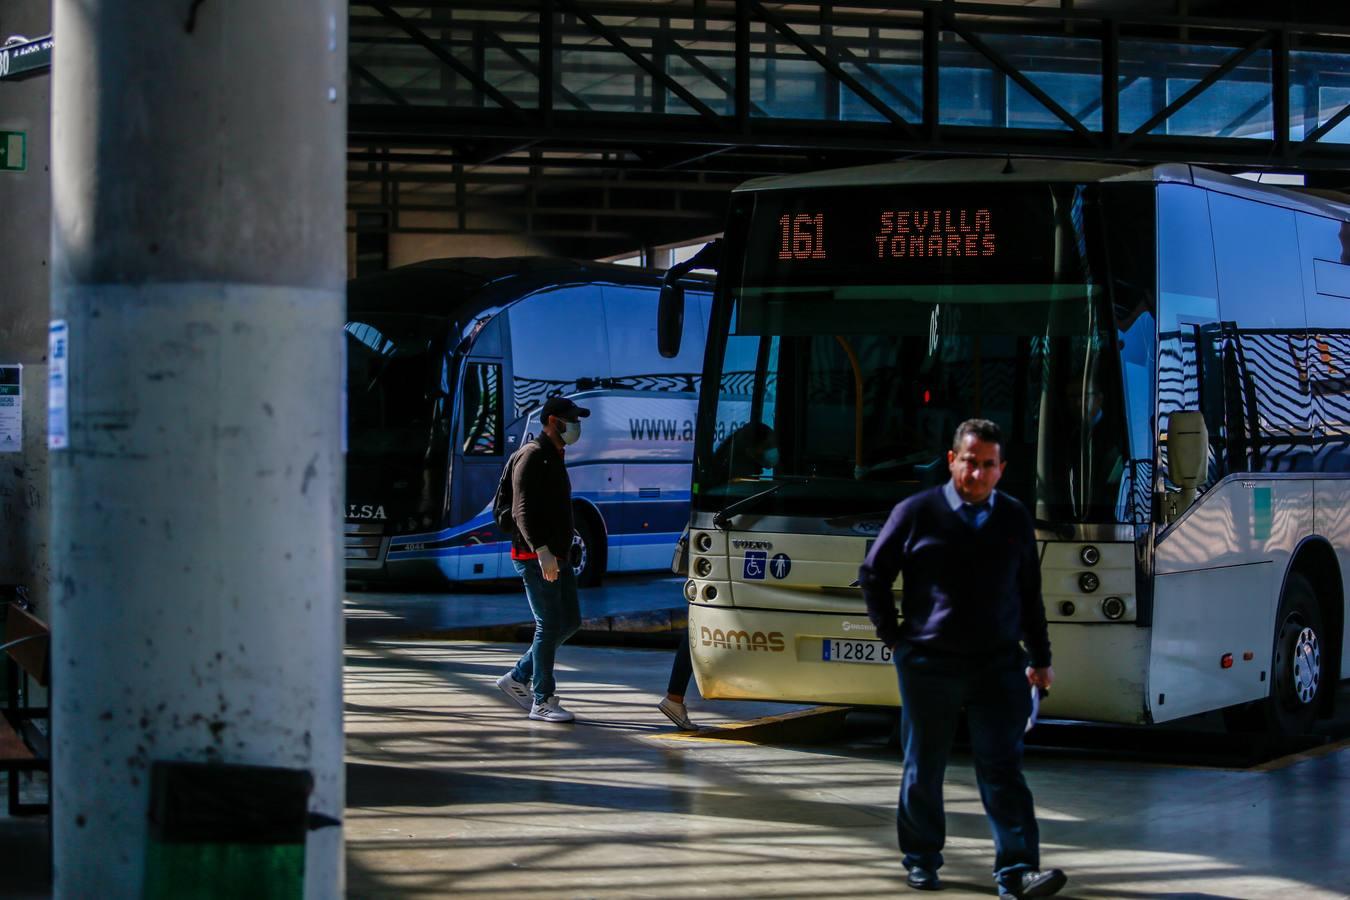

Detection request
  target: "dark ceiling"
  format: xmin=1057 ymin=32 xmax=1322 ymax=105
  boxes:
xmin=347 ymin=1 xmax=1350 ymax=260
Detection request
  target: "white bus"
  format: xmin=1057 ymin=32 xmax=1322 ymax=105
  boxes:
xmin=662 ymin=159 xmax=1350 ymax=736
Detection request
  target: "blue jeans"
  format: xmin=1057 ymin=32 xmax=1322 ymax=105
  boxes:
xmin=893 ymin=642 xmax=1039 ymax=894
xmin=509 ymin=558 xmax=581 ymax=704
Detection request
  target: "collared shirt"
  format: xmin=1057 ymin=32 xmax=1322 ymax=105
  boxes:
xmin=943 ymin=480 xmax=996 ymax=529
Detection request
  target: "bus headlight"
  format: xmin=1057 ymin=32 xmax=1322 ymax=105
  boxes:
xmin=1079 ymin=545 xmax=1100 ymax=566
xmin=684 ymin=580 xmax=698 ymax=601
xmin=1102 ymin=596 xmax=1127 ymax=620
xmin=694 ymin=557 xmax=713 ymax=578
xmin=694 ymin=532 xmax=713 ymax=552
xmin=1059 ymin=601 xmax=1076 ymax=617
xmin=1078 ymin=572 xmax=1100 ymax=593
xmin=702 ymin=584 xmax=719 ymax=602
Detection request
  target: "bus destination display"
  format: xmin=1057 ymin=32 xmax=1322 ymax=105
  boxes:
xmin=752 ymin=185 xmax=1065 ymax=286
xmin=778 ymin=208 xmax=997 ymax=261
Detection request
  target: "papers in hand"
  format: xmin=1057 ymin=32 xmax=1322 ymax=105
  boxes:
xmin=1026 ymin=684 xmax=1042 ymax=733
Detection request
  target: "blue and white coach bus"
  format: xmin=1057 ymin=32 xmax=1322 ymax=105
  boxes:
xmin=346 ymin=257 xmax=712 ymax=587
xmin=666 ymin=159 xmax=1350 ymax=736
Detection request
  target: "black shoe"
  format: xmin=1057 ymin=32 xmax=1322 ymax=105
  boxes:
xmin=1001 ymin=868 xmax=1067 ymax=899
xmin=906 ymin=866 xmax=943 ymax=891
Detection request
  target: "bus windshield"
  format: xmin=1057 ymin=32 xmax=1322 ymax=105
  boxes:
xmin=345 ymin=314 xmax=454 ymax=466
xmin=697 ymin=182 xmax=1130 ymax=524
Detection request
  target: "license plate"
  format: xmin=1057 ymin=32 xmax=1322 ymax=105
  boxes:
xmin=821 ymin=639 xmax=892 ymax=665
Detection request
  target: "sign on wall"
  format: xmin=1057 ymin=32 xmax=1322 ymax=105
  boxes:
xmin=0 ymin=131 xmax=25 ymax=172
xmin=0 ymin=35 xmax=53 ymax=81
xmin=0 ymin=365 xmax=21 ymax=452
xmin=48 ymin=321 xmax=67 ymax=450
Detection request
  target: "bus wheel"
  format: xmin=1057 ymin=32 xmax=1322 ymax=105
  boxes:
xmin=572 ymin=512 xmax=604 ymax=588
xmin=1264 ymin=573 xmax=1325 ymax=736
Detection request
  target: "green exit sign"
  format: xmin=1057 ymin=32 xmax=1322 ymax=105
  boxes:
xmin=0 ymin=132 xmax=25 ymax=172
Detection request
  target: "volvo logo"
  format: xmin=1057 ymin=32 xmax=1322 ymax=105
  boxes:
xmin=851 ymin=521 xmax=884 ymax=536
xmin=346 ymin=504 xmax=387 ymax=520
xmin=841 ymin=621 xmax=874 ymax=633
xmin=731 ymin=539 xmax=773 ymax=551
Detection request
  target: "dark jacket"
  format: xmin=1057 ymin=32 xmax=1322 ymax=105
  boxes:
xmin=510 ymin=435 xmax=574 ymax=559
xmin=857 ymin=485 xmax=1051 ymax=668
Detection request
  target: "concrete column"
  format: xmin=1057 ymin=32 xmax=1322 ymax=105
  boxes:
xmin=0 ymin=0 xmax=53 ymax=616
xmin=50 ymin=2 xmax=346 ymax=896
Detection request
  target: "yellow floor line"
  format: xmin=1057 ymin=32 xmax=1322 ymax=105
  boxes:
xmin=1249 ymin=735 xmax=1350 ymax=772
xmin=647 ymin=705 xmax=849 ymax=744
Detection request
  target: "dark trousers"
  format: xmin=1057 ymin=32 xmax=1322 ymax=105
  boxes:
xmin=667 ymin=637 xmax=693 ymax=697
xmin=894 ymin=642 xmax=1039 ymax=892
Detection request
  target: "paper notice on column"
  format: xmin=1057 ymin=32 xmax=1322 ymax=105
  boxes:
xmin=0 ymin=365 xmax=20 ymax=452
xmin=49 ymin=321 xmax=68 ymax=450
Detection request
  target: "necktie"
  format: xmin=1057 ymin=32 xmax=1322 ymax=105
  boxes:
xmin=961 ymin=501 xmax=990 ymax=528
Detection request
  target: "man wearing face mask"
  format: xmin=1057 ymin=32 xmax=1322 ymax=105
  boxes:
xmin=495 ymin=395 xmax=589 ymax=723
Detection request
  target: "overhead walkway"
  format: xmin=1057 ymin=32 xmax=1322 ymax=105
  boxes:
xmin=347 ymin=1 xmax=1350 ymax=256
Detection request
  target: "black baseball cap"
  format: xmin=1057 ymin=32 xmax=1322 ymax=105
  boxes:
xmin=540 ymin=395 xmax=591 ymax=424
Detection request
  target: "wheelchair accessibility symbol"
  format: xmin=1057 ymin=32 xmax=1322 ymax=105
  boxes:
xmin=743 ymin=550 xmax=767 ymax=580
xmin=770 ymin=553 xmax=792 ymax=579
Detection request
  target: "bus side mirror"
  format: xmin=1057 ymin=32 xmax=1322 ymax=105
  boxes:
xmin=1164 ymin=411 xmax=1208 ymax=523
xmin=658 ymin=278 xmax=685 ymax=359
xmin=656 ymin=238 xmax=723 ymax=359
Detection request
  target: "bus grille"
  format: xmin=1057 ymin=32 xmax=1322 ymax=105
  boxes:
xmin=344 ymin=522 xmax=385 ymax=561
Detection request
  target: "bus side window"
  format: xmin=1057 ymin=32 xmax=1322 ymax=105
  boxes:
xmin=603 ymin=284 xmax=707 ymax=384
xmin=509 ymin=287 xmax=610 ymax=419
xmin=1157 ymin=185 xmax=1220 ymax=490
xmin=1297 ymin=213 xmax=1350 ymax=472
xmin=1210 ymin=192 xmax=1311 ymax=474
xmin=462 ymin=362 xmax=503 ymax=456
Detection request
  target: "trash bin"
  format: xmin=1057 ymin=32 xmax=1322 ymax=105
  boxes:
xmin=143 ymin=761 xmax=314 ymax=899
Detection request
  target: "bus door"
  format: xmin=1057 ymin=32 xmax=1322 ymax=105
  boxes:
xmin=456 ymin=316 xmax=509 ymax=579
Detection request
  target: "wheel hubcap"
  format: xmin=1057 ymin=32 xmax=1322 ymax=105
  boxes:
xmin=1291 ymin=626 xmax=1321 ymax=705
xmin=572 ymin=533 xmax=587 ymax=576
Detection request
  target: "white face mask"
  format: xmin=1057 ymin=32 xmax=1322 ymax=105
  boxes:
xmin=762 ymin=447 xmax=780 ymax=467
xmin=559 ymin=418 xmax=582 ymax=445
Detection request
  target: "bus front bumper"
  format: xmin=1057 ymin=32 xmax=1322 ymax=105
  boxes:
xmin=688 ymin=602 xmax=1151 ymax=724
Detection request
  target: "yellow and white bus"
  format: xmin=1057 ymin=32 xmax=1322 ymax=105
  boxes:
xmin=662 ymin=158 xmax=1350 ymax=736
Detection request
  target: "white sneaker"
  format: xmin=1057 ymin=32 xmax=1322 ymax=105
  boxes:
xmin=496 ymin=672 xmax=532 ymax=711
xmin=529 ymin=695 xmax=575 ymax=723
xmin=658 ymin=697 xmax=697 ymax=731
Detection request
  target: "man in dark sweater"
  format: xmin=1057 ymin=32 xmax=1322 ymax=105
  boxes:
xmin=495 ymin=395 xmax=588 ymax=723
xmin=858 ymin=418 xmax=1065 ymax=899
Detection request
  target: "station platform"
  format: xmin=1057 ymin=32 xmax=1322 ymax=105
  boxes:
xmin=344 ymin=573 xmax=688 ymax=645
xmin=6 ymin=573 xmax=1350 ymax=897
xmin=345 ymin=637 xmax=1350 ymax=899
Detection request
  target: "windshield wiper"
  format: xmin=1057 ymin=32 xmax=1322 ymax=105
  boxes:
xmin=1034 ymin=518 xmax=1074 ymax=540
xmin=713 ymin=483 xmax=784 ymax=530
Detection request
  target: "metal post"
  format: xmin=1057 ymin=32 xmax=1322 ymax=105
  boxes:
xmin=49 ymin=2 xmax=346 ymax=896
xmin=1273 ymin=27 xmax=1290 ymax=162
xmin=923 ymin=8 xmax=940 ymax=143
xmin=736 ymin=0 xmax=750 ymax=134
xmin=1103 ymin=18 xmax=1119 ymax=150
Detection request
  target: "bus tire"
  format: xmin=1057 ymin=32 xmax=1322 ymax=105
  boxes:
xmin=1248 ymin=572 xmax=1325 ymax=737
xmin=572 ymin=509 xmax=605 ymax=588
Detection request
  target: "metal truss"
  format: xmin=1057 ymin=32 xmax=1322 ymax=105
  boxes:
xmin=345 ymin=1 xmax=1350 ymax=253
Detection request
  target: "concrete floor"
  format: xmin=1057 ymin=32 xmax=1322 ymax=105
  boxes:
xmin=344 ymin=640 xmax=1350 ymax=899
xmin=6 ymin=576 xmax=1348 ymax=898
xmin=344 ymin=573 xmax=685 ymax=643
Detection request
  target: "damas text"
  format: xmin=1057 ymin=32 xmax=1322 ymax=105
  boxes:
xmin=701 ymin=627 xmax=786 ymax=652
